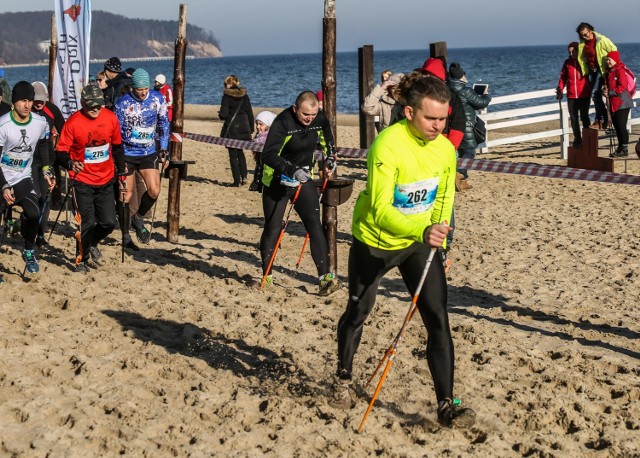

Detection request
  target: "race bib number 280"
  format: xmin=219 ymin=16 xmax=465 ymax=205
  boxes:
xmin=393 ymin=177 xmax=440 ymax=215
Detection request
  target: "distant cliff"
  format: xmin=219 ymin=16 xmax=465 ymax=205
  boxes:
xmin=0 ymin=10 xmax=222 ymax=65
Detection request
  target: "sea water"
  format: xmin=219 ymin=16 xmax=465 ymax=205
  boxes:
xmin=4 ymin=44 xmax=639 ymax=114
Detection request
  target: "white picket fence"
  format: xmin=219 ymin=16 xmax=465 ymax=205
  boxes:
xmin=480 ymin=88 xmax=640 ymax=159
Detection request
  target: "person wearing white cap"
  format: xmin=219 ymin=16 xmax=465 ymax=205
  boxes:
xmin=31 ymin=81 xmax=66 ymax=236
xmin=154 ymin=74 xmax=173 ymax=121
xmin=249 ymin=110 xmax=277 ymax=192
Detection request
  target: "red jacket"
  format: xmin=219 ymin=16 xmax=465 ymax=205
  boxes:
xmin=56 ymin=109 xmax=124 ymax=186
xmin=557 ymin=58 xmax=591 ymax=99
xmin=606 ymin=63 xmax=633 ymax=113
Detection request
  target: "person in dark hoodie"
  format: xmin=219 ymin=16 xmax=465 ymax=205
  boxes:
xmin=102 ymin=57 xmax=132 ymax=110
xmin=218 ymin=75 xmax=254 ymax=186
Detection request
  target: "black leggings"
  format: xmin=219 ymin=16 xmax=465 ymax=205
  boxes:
xmin=336 ymin=238 xmax=454 ymax=403
xmin=260 ymin=180 xmax=328 ymax=276
xmin=611 ymin=108 xmax=630 ymax=147
xmin=11 ymin=178 xmax=41 ymax=250
xmin=228 ymin=148 xmax=247 ymax=184
xmin=31 ymin=165 xmax=51 ymax=236
xmin=73 ymin=182 xmax=117 ymax=262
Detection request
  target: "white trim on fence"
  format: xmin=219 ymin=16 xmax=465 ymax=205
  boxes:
xmin=479 ymin=88 xmax=639 ymax=160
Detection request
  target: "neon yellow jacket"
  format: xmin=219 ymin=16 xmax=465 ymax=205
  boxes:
xmin=577 ymin=32 xmax=617 ymax=76
xmin=352 ymin=119 xmax=456 ymax=250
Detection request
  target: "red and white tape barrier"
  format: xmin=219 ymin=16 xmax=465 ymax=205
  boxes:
xmin=183 ymin=132 xmax=640 ymax=186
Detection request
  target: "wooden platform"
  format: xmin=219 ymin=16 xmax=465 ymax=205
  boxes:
xmin=567 ymin=128 xmax=639 ymax=174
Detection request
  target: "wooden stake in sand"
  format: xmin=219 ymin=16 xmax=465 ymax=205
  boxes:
xmin=166 ymin=4 xmax=188 ymax=243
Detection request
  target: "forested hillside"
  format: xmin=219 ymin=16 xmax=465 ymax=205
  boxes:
xmin=0 ymin=10 xmax=222 ymax=65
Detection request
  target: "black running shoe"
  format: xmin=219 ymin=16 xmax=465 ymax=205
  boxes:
xmin=89 ymin=246 xmax=104 ymax=266
xmin=437 ymin=398 xmax=476 ymax=428
xmin=75 ymin=262 xmax=90 ymax=274
xmin=131 ymin=215 xmax=151 ymax=244
xmin=22 ymin=250 xmax=39 ymax=274
xmin=123 ymin=234 xmax=140 ymax=252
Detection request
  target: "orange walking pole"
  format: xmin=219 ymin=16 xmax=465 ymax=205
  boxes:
xmin=295 ymin=164 xmax=335 ymax=268
xmin=260 ymin=184 xmax=303 ymax=288
xmin=357 ymin=247 xmax=437 ymax=433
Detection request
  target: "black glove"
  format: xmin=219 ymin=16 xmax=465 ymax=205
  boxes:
xmin=158 ymin=149 xmax=169 ymax=161
xmin=325 ymin=155 xmax=336 ymax=170
xmin=249 ymin=180 xmax=262 ymax=192
xmin=555 ymin=88 xmax=563 ymax=101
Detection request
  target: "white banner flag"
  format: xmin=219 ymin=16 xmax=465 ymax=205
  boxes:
xmin=53 ymin=0 xmax=92 ymax=119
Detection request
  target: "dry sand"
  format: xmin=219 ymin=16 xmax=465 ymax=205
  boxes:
xmin=1 ymin=106 xmax=639 ymax=457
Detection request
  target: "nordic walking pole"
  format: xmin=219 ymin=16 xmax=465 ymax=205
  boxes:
xmin=48 ymin=175 xmax=77 ymax=241
xmin=604 ymin=85 xmax=615 ymax=155
xmin=358 ymin=247 xmax=438 ymax=433
xmin=295 ymin=163 xmax=336 ymax=268
xmin=120 ymin=186 xmax=129 ymax=263
xmin=0 ymin=205 xmax=10 ymax=248
xmin=260 ymin=183 xmax=303 ymax=288
xmin=149 ymin=151 xmax=168 ymax=239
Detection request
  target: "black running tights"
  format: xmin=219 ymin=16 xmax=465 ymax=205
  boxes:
xmin=260 ymin=180 xmax=328 ymax=277
xmin=336 ymin=238 xmax=454 ymax=403
xmin=11 ymin=178 xmax=40 ymax=250
xmin=73 ymin=182 xmax=117 ymax=262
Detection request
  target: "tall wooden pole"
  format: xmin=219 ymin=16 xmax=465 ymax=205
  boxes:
xmin=322 ymin=0 xmax=337 ymax=143
xmin=48 ymin=14 xmax=57 ymax=101
xmin=358 ymin=45 xmax=375 ymax=148
xmin=322 ymin=0 xmax=339 ymax=274
xmin=166 ymin=4 xmax=188 ymax=242
xmin=48 ymin=14 xmax=64 ymax=208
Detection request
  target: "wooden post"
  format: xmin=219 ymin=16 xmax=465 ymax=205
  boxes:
xmin=430 ymin=41 xmax=448 ymax=63
xmin=48 ymin=14 xmax=63 ymax=209
xmin=48 ymin=14 xmax=57 ymax=101
xmin=322 ymin=0 xmax=337 ymax=144
xmin=322 ymin=0 xmax=339 ymax=274
xmin=166 ymin=4 xmax=188 ymax=243
xmin=358 ymin=45 xmax=375 ymax=148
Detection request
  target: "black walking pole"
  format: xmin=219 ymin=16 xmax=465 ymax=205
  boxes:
xmin=48 ymin=176 xmax=77 ymax=241
xmin=148 ymin=154 xmax=167 ymax=239
xmin=0 ymin=206 xmax=10 ymax=248
xmin=120 ymin=187 xmax=129 ymax=263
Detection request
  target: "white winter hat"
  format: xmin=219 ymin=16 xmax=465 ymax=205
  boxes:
xmin=154 ymin=74 xmax=166 ymax=85
xmin=255 ymin=110 xmax=277 ymax=127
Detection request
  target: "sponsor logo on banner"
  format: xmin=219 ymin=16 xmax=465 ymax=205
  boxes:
xmin=53 ymin=0 xmax=92 ymax=119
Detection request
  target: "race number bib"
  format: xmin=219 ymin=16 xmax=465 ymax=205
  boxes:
xmin=130 ymin=126 xmax=155 ymax=145
xmin=0 ymin=151 xmax=29 ymax=171
xmin=84 ymin=144 xmax=110 ymax=164
xmin=393 ymin=177 xmax=440 ymax=214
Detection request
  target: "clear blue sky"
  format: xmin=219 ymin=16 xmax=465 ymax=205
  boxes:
xmin=3 ymin=0 xmax=639 ymax=56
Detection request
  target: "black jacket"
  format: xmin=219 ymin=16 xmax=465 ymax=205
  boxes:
xmin=261 ymin=106 xmax=335 ymax=186
xmin=447 ymin=80 xmax=492 ymax=149
xmin=103 ymin=72 xmax=132 ymax=110
xmin=218 ymin=86 xmax=254 ymax=141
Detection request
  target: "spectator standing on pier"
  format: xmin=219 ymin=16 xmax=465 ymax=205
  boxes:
xmin=603 ymin=50 xmax=634 ymax=158
xmin=556 ymin=42 xmax=592 ymax=148
xmin=575 ymin=22 xmax=617 ymax=129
